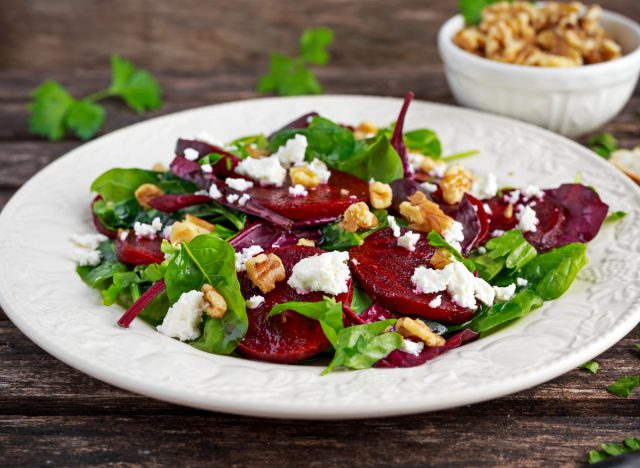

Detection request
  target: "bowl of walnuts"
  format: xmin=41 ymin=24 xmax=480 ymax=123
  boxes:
xmin=438 ymin=1 xmax=640 ymax=137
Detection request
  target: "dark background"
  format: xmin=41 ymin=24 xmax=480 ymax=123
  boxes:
xmin=1 ymin=1 xmax=639 ymax=466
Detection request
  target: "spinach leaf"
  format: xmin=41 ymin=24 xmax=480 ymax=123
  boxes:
xmin=427 ymin=230 xmax=475 ymax=272
xmin=607 ymin=376 xmax=640 ymax=398
xmin=351 ymin=285 xmax=373 ymax=314
xmin=471 ymin=230 xmax=537 ymax=281
xmin=403 ymin=129 xmax=442 ymax=157
xmin=164 ymin=234 xmax=247 ymax=354
xmin=102 ymin=271 xmax=142 ymax=306
xmin=76 ymin=241 xmax=127 ymax=288
xmin=91 ymin=168 xmax=160 ymax=203
xmin=337 ymin=134 xmax=404 ymax=183
xmin=319 ymin=210 xmax=387 ymax=251
xmin=92 ymin=198 xmax=142 ymax=230
xmin=463 ymin=290 xmax=543 ymax=334
xmin=322 ymin=319 xmax=402 ymax=374
xmin=517 ymin=243 xmax=588 ymax=300
xmin=268 ymin=297 xmax=344 ymax=347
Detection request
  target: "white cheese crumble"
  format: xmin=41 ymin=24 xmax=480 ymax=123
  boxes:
xmin=471 ymin=173 xmax=498 ymax=199
xmin=235 ymin=245 xmax=264 ymax=272
xmin=72 ymin=248 xmax=102 ymax=267
xmin=287 ymin=251 xmax=351 ymax=296
xmin=491 ymin=229 xmax=505 ymax=237
xmin=307 ymin=158 xmax=331 ymax=184
xmin=209 ymin=184 xmax=222 ymax=199
xmin=288 ymin=184 xmax=309 ymax=198
xmin=246 ymin=295 xmax=265 ymax=309
xmin=477 ymin=246 xmax=487 ymax=254
xmin=387 ymin=215 xmax=401 ymax=238
xmin=397 ymin=231 xmax=420 ymax=251
xmin=428 ymin=295 xmax=442 ymax=308
xmin=522 ymin=185 xmax=544 ymax=200
xmin=398 ymin=339 xmax=425 ymax=356
xmin=483 ymin=203 xmax=493 ymax=215
xmin=235 ymin=155 xmax=286 ymax=187
xmin=70 ymin=233 xmax=108 ymax=250
xmin=493 ymin=284 xmax=516 ymax=302
xmin=516 ymin=277 xmax=529 ymax=287
xmin=133 ymin=217 xmax=163 ymax=238
xmin=225 ymin=178 xmax=254 ymax=192
xmin=273 ymin=134 xmax=308 ymax=167
xmin=184 ymin=148 xmax=200 ymax=161
xmin=156 ymin=290 xmax=204 ymax=341
xmin=443 ymin=221 xmax=465 ymax=252
xmin=420 ymin=182 xmax=438 ymax=194
xmin=201 ymin=163 xmax=213 ymax=173
xmin=429 ymin=162 xmax=447 ymax=178
xmin=408 ymin=152 xmax=425 ymax=170
xmin=226 ymin=194 xmax=239 ymax=204
xmin=516 ymin=205 xmax=539 ymax=232
xmin=238 ymin=193 xmax=251 ymax=206
xmin=411 ymin=260 xmax=495 ymax=310
xmin=504 ymin=189 xmax=521 ymax=205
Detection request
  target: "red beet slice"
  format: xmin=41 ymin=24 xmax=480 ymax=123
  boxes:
xmin=91 ymin=196 xmax=117 ymax=239
xmin=350 ymin=228 xmax=475 ymax=324
xmin=465 ymin=194 xmax=491 ymax=248
xmin=237 ymin=245 xmax=353 ymax=364
xmin=115 ymin=231 xmax=164 ymax=265
xmin=176 ymin=138 xmax=239 ymax=178
xmin=148 ymin=194 xmax=213 ymax=213
xmin=229 ymin=221 xmax=322 ymax=251
xmin=247 ymin=169 xmax=369 ymax=221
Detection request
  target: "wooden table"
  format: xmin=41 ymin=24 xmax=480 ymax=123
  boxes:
xmin=1 ymin=1 xmax=639 ymax=466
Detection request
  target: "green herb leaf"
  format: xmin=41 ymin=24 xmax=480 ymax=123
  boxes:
xmin=65 ymin=100 xmax=106 ymax=140
xmin=471 ymin=230 xmax=537 ymax=281
xmin=91 ymin=168 xmax=160 ymax=203
xmin=323 ymin=320 xmax=402 ymax=374
xmin=258 ymin=54 xmax=322 ymax=96
xmin=299 ymin=27 xmax=334 ymax=65
xmin=606 ymin=210 xmax=627 ymax=222
xmin=337 ymin=134 xmax=404 ymax=183
xmin=28 ymin=81 xmax=75 ymax=140
xmin=579 ymin=360 xmax=600 ymax=374
xmin=634 ymin=343 xmax=640 ymax=351
xmin=164 ymin=234 xmax=247 ymax=354
xmin=109 ymin=55 xmax=162 ymax=112
xmin=463 ymin=289 xmax=543 ymax=334
xmin=403 ymin=129 xmax=442 ymax=157
xmin=351 ymin=285 xmax=373 ymax=314
xmin=587 ymin=133 xmax=618 ymax=159
xmin=427 ymin=230 xmax=475 ymax=272
xmin=459 ymin=0 xmax=503 ymax=25
xmin=587 ymin=437 xmax=640 ymax=464
xmin=607 ymin=376 xmax=640 ymax=398
xmin=588 ymin=450 xmax=609 ymax=464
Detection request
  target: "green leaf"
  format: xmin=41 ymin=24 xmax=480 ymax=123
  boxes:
xmin=102 ymin=271 xmax=142 ymax=306
xmin=76 ymin=241 xmax=128 ymax=289
xmin=634 ymin=342 xmax=640 ymax=351
xmin=463 ymin=290 xmax=543 ymax=334
xmin=268 ymin=297 xmax=344 ymax=347
xmin=607 ymin=376 xmax=640 ymax=397
xmin=164 ymin=234 xmax=247 ymax=354
xmin=587 ymin=437 xmax=640 ymax=464
xmin=28 ymin=81 xmax=74 ymax=140
xmin=337 ymin=134 xmax=404 ymax=183
xmin=471 ymin=230 xmax=537 ymax=281
xmin=459 ymin=0 xmax=504 ymax=25
xmin=606 ymin=210 xmax=627 ymax=222
xmin=109 ymin=55 xmax=162 ymax=112
xmin=601 ymin=443 xmax=631 ymax=457
xmin=625 ymin=438 xmax=640 ymax=451
xmin=579 ymin=360 xmax=599 ymax=374
xmin=588 ymin=449 xmax=609 ymax=464
xmin=427 ymin=230 xmax=475 ymax=272
xmin=90 ymin=168 xmax=160 ymax=203
xmin=258 ymin=54 xmax=322 ymax=96
xmin=299 ymin=27 xmax=334 ymax=65
xmin=403 ymin=129 xmax=442 ymax=157
xmin=65 ymin=100 xmax=106 ymax=140
xmin=323 ymin=320 xmax=402 ymax=374
xmin=351 ymin=285 xmax=373 ymax=314
xmin=319 ymin=221 xmax=364 ymax=251
xmin=587 ymin=133 xmax=618 ymax=159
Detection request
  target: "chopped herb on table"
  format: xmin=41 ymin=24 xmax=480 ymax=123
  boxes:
xmin=587 ymin=133 xmax=618 ymax=159
xmin=607 ymin=376 xmax=640 ymax=398
xmin=579 ymin=361 xmax=599 ymax=374
xmin=588 ymin=437 xmax=640 ymax=464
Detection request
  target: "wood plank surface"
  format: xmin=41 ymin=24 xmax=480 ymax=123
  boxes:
xmin=0 ymin=0 xmax=639 ymax=466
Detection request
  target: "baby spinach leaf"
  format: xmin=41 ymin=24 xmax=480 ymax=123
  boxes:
xmin=337 ymin=134 xmax=404 ymax=183
xmin=463 ymin=290 xmax=543 ymax=334
xmin=607 ymin=376 xmax=640 ymax=398
xmin=76 ymin=241 xmax=127 ymax=289
xmin=91 ymin=168 xmax=160 ymax=203
xmin=351 ymin=285 xmax=373 ymax=314
xmin=579 ymin=360 xmax=599 ymax=374
xmin=319 ymin=222 xmax=365 ymax=251
xmin=269 ymin=297 xmax=344 ymax=347
xmin=471 ymin=230 xmax=537 ymax=281
xmin=403 ymin=129 xmax=442 ymax=157
xmin=427 ymin=230 xmax=475 ymax=272
xmin=164 ymin=234 xmax=247 ymax=354
xmin=102 ymin=271 xmax=142 ymax=306
xmin=322 ymin=319 xmax=402 ymax=374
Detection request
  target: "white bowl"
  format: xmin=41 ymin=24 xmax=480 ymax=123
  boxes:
xmin=438 ymin=9 xmax=640 ymax=138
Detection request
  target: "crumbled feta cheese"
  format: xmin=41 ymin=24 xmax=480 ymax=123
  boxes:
xmin=307 ymin=158 xmax=331 ymax=184
xmin=522 ymin=185 xmax=544 ymax=200
xmin=194 ymin=189 xmax=209 ymax=196
xmin=225 ymin=178 xmax=254 ymax=192
xmin=201 ymin=164 xmax=213 ymax=173
xmin=133 ymin=217 xmax=163 ymax=239
xmin=162 ymin=225 xmax=173 ymax=239
xmin=491 ymin=229 xmax=505 ymax=237
xmin=428 ymin=295 xmax=442 ymax=308
xmin=471 ymin=173 xmax=498 ymax=199
xmin=409 ymin=152 xmax=425 ymax=170
xmin=504 ymin=190 xmax=521 ymax=205
xmin=516 ymin=205 xmax=539 ymax=232
xmin=235 ymin=155 xmax=286 ymax=187
xmin=429 ymin=162 xmax=447 ymax=178
xmin=483 ymin=203 xmax=492 ymax=215
xmin=226 ymin=194 xmax=239 ymax=204
xmin=70 ymin=233 xmax=108 ymax=250
xmin=184 ymin=148 xmax=200 ymax=161
xmin=209 ymin=184 xmax=222 ymax=199
xmin=420 ymin=182 xmax=438 ymax=193
xmin=387 ymin=215 xmax=401 ymax=238
xmin=516 ymin=277 xmax=529 ymax=287
xmin=119 ymin=230 xmax=128 ymax=241
xmin=273 ymin=134 xmax=308 ymax=167
xmin=238 ymin=193 xmax=251 ymax=206
xmin=288 ymin=184 xmax=309 ymax=198
xmin=443 ymin=221 xmax=464 ymax=252
xmin=156 ymin=290 xmax=204 ymax=341
xmin=398 ymin=339 xmax=425 ymax=356
xmin=397 ymin=231 xmax=420 ymax=251
xmin=494 ymin=284 xmax=516 ymax=302
xmin=477 ymin=246 xmax=487 ymax=254
xmin=235 ymin=245 xmax=264 ymax=272
xmin=411 ymin=260 xmax=495 ymax=310
xmin=72 ymin=248 xmax=102 ymax=267
xmin=246 ymin=295 xmax=265 ymax=309
xmin=288 ymin=251 xmax=351 ymax=295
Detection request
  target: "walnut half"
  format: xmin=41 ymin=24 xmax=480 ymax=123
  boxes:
xmin=440 ymin=163 xmax=472 ymax=205
xmin=201 ymin=284 xmax=228 ymax=319
xmin=396 ymin=317 xmax=446 ymax=347
xmin=340 ymin=202 xmax=379 ymax=233
xmin=135 ymin=183 xmax=165 ymax=209
xmin=398 ymin=191 xmax=453 ymax=234
xmin=246 ymin=253 xmax=286 ymax=294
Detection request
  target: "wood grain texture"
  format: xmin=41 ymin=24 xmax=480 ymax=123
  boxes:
xmin=0 ymin=0 xmax=639 ymax=466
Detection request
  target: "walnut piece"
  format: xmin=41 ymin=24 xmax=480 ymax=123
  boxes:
xmin=134 ymin=183 xmax=165 ymax=209
xmin=170 ymin=218 xmax=214 ymax=244
xmin=340 ymin=202 xmax=379 ymax=233
xmin=354 ymin=121 xmax=379 ymax=140
xmin=152 ymin=162 xmax=168 ymax=172
xmin=246 ymin=145 xmax=270 ymax=159
xmin=185 ymin=214 xmax=216 ymax=232
xmin=369 ymin=181 xmax=393 ymax=209
xmin=245 ymin=253 xmax=286 ymax=294
xmin=201 ymin=284 xmax=228 ymax=319
xmin=289 ymin=165 xmax=321 ymax=188
xmin=430 ymin=248 xmax=453 ymax=270
xmin=398 ymin=191 xmax=453 ymax=234
xmin=297 ymin=238 xmax=316 ymax=247
xmin=439 ymin=163 xmax=472 ymax=205
xmin=396 ymin=317 xmax=446 ymax=347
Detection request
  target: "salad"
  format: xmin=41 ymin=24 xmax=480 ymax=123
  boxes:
xmin=73 ymin=92 xmax=609 ymax=373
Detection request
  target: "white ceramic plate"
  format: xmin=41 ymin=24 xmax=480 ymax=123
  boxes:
xmin=1 ymin=96 xmax=639 ymax=420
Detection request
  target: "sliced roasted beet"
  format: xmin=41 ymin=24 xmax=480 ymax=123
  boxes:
xmin=247 ymin=169 xmax=369 ymax=221
xmin=148 ymin=194 xmax=213 ymax=213
xmin=176 ymin=138 xmax=239 ymax=178
xmin=115 ymin=232 xmax=164 ymax=265
xmin=229 ymin=221 xmax=322 ymax=251
xmin=376 ymin=329 xmax=479 ymax=368
xmin=237 ymin=245 xmax=353 ymax=364
xmin=359 ymin=303 xmax=396 ymax=323
xmin=91 ymin=196 xmax=117 ymax=239
xmin=350 ymin=229 xmax=475 ymax=324
xmin=465 ymin=194 xmax=491 ymax=248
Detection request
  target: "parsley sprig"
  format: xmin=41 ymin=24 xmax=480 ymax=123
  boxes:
xmin=29 ymin=55 xmax=162 ymax=141
xmin=258 ymin=27 xmax=333 ymax=96
xmin=588 ymin=437 xmax=640 ymax=464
